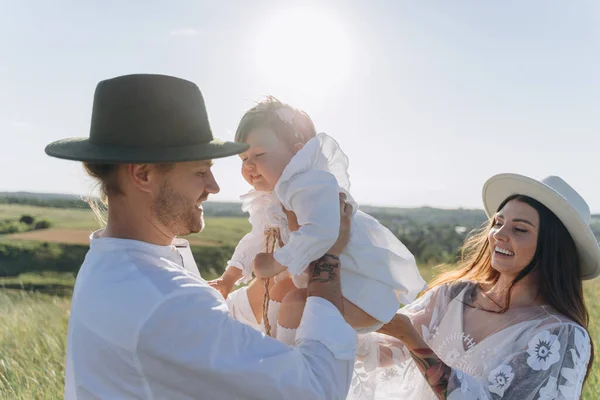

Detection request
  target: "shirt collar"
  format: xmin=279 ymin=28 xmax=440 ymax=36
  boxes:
xmin=89 ymin=229 xmax=189 ymax=258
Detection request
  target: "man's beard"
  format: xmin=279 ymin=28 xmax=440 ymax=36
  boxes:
xmin=152 ymin=181 xmax=203 ymax=236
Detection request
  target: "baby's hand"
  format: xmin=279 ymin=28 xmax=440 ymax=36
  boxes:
xmin=207 ymin=277 xmax=235 ymax=299
xmin=208 ymin=267 xmax=242 ymax=299
xmin=253 ymin=253 xmax=286 ymax=279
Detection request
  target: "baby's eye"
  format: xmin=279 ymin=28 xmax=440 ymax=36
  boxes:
xmin=256 ymin=152 xmax=266 ymax=157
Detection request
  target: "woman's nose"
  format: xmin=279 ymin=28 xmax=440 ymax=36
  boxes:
xmin=493 ymin=226 xmax=509 ymax=242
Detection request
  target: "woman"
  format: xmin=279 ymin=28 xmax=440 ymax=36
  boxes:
xmin=353 ymin=173 xmax=597 ymax=399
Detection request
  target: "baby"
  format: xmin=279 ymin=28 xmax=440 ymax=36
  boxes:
xmin=212 ymin=97 xmax=427 ymax=344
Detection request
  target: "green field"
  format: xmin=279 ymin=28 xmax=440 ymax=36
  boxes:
xmin=0 ymin=203 xmax=250 ymax=247
xmin=0 ymin=203 xmax=98 ymax=230
xmin=0 ymin=202 xmax=599 ymax=398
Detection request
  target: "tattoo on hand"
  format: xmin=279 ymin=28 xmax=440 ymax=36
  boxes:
xmin=408 ymin=347 xmax=451 ymax=399
xmin=309 ymin=254 xmax=340 ymax=283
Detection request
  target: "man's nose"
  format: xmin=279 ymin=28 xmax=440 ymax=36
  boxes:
xmin=205 ymin=171 xmax=220 ymax=194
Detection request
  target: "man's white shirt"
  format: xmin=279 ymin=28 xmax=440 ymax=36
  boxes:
xmin=64 ymin=231 xmax=357 ymax=399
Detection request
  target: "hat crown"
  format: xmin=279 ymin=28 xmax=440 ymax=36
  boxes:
xmin=89 ymin=74 xmax=214 ymax=147
xmin=541 ymin=176 xmax=591 ymax=224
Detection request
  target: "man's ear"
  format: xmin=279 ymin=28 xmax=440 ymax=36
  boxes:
xmin=127 ymin=164 xmax=157 ymax=194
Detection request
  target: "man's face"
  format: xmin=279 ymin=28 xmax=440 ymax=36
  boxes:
xmin=151 ymin=160 xmax=219 ymax=236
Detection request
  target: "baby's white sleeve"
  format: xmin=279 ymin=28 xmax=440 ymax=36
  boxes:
xmin=226 ymin=226 xmax=265 ymax=283
xmin=274 ymin=170 xmax=341 ymax=275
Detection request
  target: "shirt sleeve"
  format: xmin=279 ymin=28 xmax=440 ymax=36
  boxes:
xmin=226 ymin=226 xmax=265 ymax=283
xmin=355 ymin=284 xmax=449 ymax=370
xmin=274 ymin=170 xmax=341 ymax=275
xmin=136 ymin=289 xmax=357 ymax=400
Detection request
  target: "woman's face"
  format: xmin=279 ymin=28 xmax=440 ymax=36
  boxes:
xmin=488 ymin=199 xmax=540 ymax=279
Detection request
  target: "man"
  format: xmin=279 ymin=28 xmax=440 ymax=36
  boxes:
xmin=45 ymin=74 xmax=357 ymax=399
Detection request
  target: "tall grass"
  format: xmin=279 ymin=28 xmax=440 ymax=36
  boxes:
xmin=583 ymin=279 xmax=600 ymax=399
xmin=0 ymin=290 xmax=69 ymax=399
xmin=0 ymin=274 xmax=598 ymax=398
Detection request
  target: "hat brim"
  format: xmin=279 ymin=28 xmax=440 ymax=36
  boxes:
xmin=45 ymin=137 xmax=249 ymax=163
xmin=482 ymin=173 xmax=600 ymax=280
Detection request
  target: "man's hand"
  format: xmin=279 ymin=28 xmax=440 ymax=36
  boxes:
xmin=329 ymin=193 xmax=353 ymax=257
xmin=253 ymin=253 xmax=287 ymax=279
xmin=282 ymin=192 xmax=351 ymax=242
xmin=306 ymin=254 xmax=344 ymax=311
xmin=306 ymin=194 xmax=353 ymax=313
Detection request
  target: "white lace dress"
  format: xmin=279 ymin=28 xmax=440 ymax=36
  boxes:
xmin=226 ymin=132 xmax=427 ymax=324
xmin=350 ymin=281 xmax=592 ymax=399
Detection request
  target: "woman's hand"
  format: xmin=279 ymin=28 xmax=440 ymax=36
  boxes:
xmin=378 ymin=313 xmax=430 ymax=352
xmin=377 ymin=313 xmax=413 ymax=340
xmin=378 ymin=313 xmax=451 ymax=399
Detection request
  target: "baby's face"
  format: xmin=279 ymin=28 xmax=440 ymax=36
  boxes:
xmin=239 ymin=127 xmax=296 ymax=192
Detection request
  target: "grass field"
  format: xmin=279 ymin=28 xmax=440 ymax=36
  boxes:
xmin=0 ymin=203 xmax=250 ymax=247
xmin=0 ymin=290 xmax=70 ymax=399
xmin=0 ymin=204 xmax=97 ymax=230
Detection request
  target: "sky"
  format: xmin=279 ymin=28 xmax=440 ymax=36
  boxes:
xmin=1 ymin=0 xmax=599 ymax=211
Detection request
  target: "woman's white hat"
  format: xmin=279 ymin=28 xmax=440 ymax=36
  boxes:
xmin=482 ymin=173 xmax=600 ymax=280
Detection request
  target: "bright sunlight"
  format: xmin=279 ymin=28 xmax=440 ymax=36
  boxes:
xmin=253 ymin=6 xmax=355 ymax=94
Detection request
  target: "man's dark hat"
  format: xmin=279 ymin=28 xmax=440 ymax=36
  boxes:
xmin=45 ymin=74 xmax=248 ymax=163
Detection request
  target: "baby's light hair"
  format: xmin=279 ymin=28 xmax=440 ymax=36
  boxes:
xmin=235 ymin=96 xmax=316 ymax=148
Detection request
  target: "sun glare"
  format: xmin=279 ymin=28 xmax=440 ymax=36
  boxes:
xmin=253 ymin=7 xmax=354 ymax=94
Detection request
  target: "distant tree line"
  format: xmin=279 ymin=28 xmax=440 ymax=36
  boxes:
xmin=0 ymin=195 xmax=91 ymax=209
xmin=2 ymin=194 xmax=599 ymax=276
xmin=0 ymin=194 xmax=247 ymax=216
